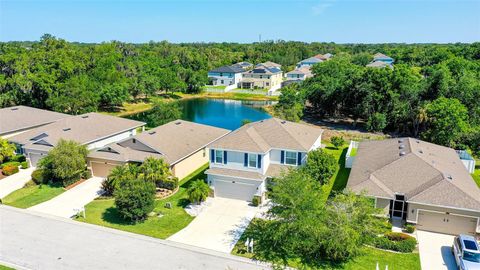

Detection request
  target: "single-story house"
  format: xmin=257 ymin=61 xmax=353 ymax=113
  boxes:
xmin=207 ymin=65 xmax=245 ymax=87
xmin=206 ymin=118 xmax=323 ymax=201
xmin=286 ymin=67 xmax=313 ymax=81
xmin=0 ymin=106 xmax=69 ymax=139
xmin=347 ymin=138 xmax=480 ymax=235
xmin=9 ymin=113 xmax=145 ymax=167
xmin=88 ymin=120 xmax=230 ymax=179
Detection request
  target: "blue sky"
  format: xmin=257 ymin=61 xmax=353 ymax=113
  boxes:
xmin=0 ymin=0 xmax=479 ymax=43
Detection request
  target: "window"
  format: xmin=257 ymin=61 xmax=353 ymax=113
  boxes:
xmin=248 ymin=153 xmax=257 ymax=168
xmin=285 ymin=151 xmax=297 ymax=165
xmin=220 ymin=80 xmax=224 ymax=84
xmin=266 ymin=82 xmax=269 ymax=86
xmin=220 ymin=73 xmax=223 ymax=77
xmin=215 ymin=150 xmax=223 ymax=164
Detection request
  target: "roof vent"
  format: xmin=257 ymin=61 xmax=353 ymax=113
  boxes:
xmin=281 ymin=121 xmax=286 ymax=124
xmin=399 ymin=151 xmax=406 ymax=156
xmin=399 ymin=144 xmax=405 ymax=149
xmin=398 ymin=139 xmax=404 ymax=143
xmin=418 ymin=149 xmax=423 ymax=154
xmin=81 ymin=115 xmax=89 ymax=119
xmin=175 ymin=121 xmax=181 ymax=125
xmin=148 ymin=131 xmax=156 ymax=135
xmin=63 ymin=128 xmax=71 ymax=132
xmin=446 ymin=174 xmax=453 ymax=181
xmin=10 ymin=107 xmax=18 ymax=111
xmin=416 ymin=140 xmax=420 ymax=144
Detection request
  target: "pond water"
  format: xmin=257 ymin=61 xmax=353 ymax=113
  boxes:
xmin=179 ymin=98 xmax=273 ymax=130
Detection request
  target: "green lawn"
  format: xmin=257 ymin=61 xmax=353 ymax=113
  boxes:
xmin=75 ymin=164 xmax=208 ymax=239
xmin=473 ymin=164 xmax=480 ymax=188
xmin=322 ymin=143 xmax=351 ymax=199
xmin=0 ymin=265 xmax=15 ymax=270
xmin=2 ymin=182 xmax=65 ymax=208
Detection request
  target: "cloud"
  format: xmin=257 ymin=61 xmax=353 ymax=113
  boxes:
xmin=312 ymin=1 xmax=335 ymax=15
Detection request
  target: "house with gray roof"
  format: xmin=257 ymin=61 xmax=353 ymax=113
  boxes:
xmin=366 ymin=52 xmax=394 ymax=68
xmin=240 ymin=65 xmax=283 ymax=90
xmin=0 ymin=106 xmax=69 ymax=139
xmin=231 ymin=61 xmax=253 ymax=70
xmin=88 ymin=120 xmax=230 ymax=179
xmin=286 ymin=66 xmax=313 ymax=81
xmin=347 ymin=138 xmax=480 ymax=235
xmin=206 ymin=118 xmax=323 ymax=201
xmin=9 ymin=113 xmax=145 ymax=167
xmin=296 ymin=56 xmax=323 ymax=68
xmin=207 ymin=65 xmax=245 ymax=88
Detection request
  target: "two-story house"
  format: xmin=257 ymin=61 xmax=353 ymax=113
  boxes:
xmin=286 ymin=67 xmax=313 ymax=81
xmin=206 ymin=118 xmax=323 ymax=202
xmin=296 ymin=56 xmax=323 ymax=68
xmin=240 ymin=65 xmax=283 ymax=90
xmin=207 ymin=65 xmax=245 ymax=87
xmin=366 ymin=53 xmax=394 ymax=68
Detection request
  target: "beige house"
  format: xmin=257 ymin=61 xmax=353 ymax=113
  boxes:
xmin=0 ymin=106 xmax=69 ymax=139
xmin=241 ymin=65 xmax=283 ymax=90
xmin=347 ymin=138 xmax=480 ymax=235
xmin=88 ymin=120 xmax=230 ymax=180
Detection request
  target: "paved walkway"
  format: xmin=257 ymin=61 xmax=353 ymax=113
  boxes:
xmin=0 ymin=167 xmax=35 ymax=199
xmin=29 ymin=177 xmax=104 ymax=218
xmin=417 ymin=230 xmax=457 ymax=270
xmin=0 ymin=206 xmax=267 ymax=270
xmin=168 ymin=197 xmax=263 ymax=253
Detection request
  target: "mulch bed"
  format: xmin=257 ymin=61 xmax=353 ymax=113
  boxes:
xmin=64 ymin=178 xmax=87 ymax=190
xmin=155 ymin=187 xmax=179 ymax=200
xmin=0 ymin=170 xmax=6 ymax=180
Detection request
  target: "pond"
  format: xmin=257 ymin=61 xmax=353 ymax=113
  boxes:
xmin=131 ymin=98 xmax=273 ymax=130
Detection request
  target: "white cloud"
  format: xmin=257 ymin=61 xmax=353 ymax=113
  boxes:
xmin=312 ymin=0 xmax=335 ymax=15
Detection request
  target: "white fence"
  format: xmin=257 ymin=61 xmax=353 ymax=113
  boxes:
xmin=457 ymin=150 xmax=476 ymax=173
xmin=345 ymin=140 xmax=359 ymax=168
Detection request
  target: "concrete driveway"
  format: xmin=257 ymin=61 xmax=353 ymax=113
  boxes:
xmin=168 ymin=197 xmax=262 ymax=253
xmin=0 ymin=167 xmax=35 ymax=199
xmin=417 ymin=230 xmax=457 ymax=270
xmin=28 ymin=177 xmax=104 ymax=218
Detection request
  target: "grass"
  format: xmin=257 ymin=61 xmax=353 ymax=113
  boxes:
xmin=473 ymin=163 xmax=480 ymax=188
xmin=232 ymin=219 xmax=420 ymax=270
xmin=349 ymin=147 xmax=357 ymax=157
xmin=75 ymin=163 xmax=208 ymax=239
xmin=0 ymin=265 xmax=15 ymax=270
xmin=2 ymin=182 xmax=65 ymax=208
xmin=322 ymin=143 xmax=351 ymax=199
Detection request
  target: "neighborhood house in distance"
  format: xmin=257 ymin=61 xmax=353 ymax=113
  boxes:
xmin=206 ymin=118 xmax=323 ymax=202
xmin=347 ymin=138 xmax=480 ymax=235
xmin=366 ymin=53 xmax=395 ymax=68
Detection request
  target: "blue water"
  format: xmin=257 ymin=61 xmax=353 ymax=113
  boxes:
xmin=180 ymin=98 xmax=272 ymax=130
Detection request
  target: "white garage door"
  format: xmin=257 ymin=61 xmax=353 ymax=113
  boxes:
xmin=29 ymin=153 xmax=46 ymax=167
xmin=214 ymin=178 xmax=258 ymax=201
xmin=417 ymin=210 xmax=478 ymax=235
xmin=91 ymin=162 xmax=119 ymax=178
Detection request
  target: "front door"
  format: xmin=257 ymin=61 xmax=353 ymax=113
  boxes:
xmin=389 ymin=194 xmax=408 ymax=219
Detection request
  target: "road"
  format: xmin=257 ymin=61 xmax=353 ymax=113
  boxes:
xmin=0 ymin=206 xmax=269 ymax=270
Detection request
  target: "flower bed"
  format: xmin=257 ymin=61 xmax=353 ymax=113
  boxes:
xmin=372 ymin=232 xmax=417 ymax=253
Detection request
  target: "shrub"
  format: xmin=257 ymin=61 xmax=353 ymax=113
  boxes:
xmin=2 ymin=164 xmax=19 ymax=176
xmin=187 ymin=180 xmax=210 ymax=204
xmin=101 ymin=178 xmax=116 ymax=196
xmin=367 ymin=112 xmax=387 ymax=132
xmin=303 ymin=148 xmax=338 ymax=185
xmin=405 ymin=224 xmax=416 ymax=233
xmin=385 ymin=232 xmax=411 ymax=241
xmin=252 ymin=195 xmax=261 ymax=206
xmin=114 ymin=177 xmax=156 ymax=222
xmin=330 ymin=136 xmax=345 ymax=149
xmin=20 ymin=161 xmax=29 ymax=169
xmin=31 ymin=169 xmax=46 ymax=184
xmin=10 ymin=154 xmax=26 ymax=162
xmin=1 ymin=161 xmax=20 ymax=169
xmin=373 ymin=232 xmax=417 ymax=253
xmin=81 ymin=170 xmax=92 ymax=179
xmin=157 ymin=177 xmax=178 ymax=190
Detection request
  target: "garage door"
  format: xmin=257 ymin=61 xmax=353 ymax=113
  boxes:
xmin=417 ymin=210 xmax=478 ymax=235
xmin=214 ymin=178 xmax=258 ymax=201
xmin=29 ymin=153 xmax=45 ymax=167
xmin=91 ymin=162 xmax=119 ymax=178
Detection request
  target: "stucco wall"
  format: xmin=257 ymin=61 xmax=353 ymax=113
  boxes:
xmin=171 ymin=148 xmax=208 ymax=180
xmin=375 ymin=198 xmax=391 ymax=216
xmin=209 ymin=149 xmax=264 ymax=174
xmin=87 ymin=129 xmax=136 ymax=150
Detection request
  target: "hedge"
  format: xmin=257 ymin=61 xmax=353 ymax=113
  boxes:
xmin=373 ymin=232 xmax=417 ymax=253
xmin=1 ymin=161 xmax=20 ymax=169
xmin=20 ymin=161 xmax=29 ymax=169
xmin=31 ymin=169 xmax=45 ymax=184
xmin=10 ymin=154 xmax=26 ymax=162
xmin=2 ymin=164 xmax=19 ymax=176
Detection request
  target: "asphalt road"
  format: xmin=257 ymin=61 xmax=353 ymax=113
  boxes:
xmin=0 ymin=206 xmax=269 ymax=270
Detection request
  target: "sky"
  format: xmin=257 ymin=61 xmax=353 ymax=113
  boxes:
xmin=0 ymin=0 xmax=479 ymax=43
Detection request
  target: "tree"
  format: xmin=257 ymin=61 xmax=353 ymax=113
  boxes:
xmin=422 ymin=97 xmax=469 ymax=147
xmin=145 ymin=100 xmax=182 ymax=127
xmin=274 ymin=84 xmax=305 ymax=122
xmin=330 ymin=136 xmax=345 ymax=149
xmin=187 ymin=180 xmax=210 ymax=204
xmin=303 ymin=149 xmax=338 ymax=185
xmin=366 ymin=112 xmax=387 ymax=132
xmin=139 ymin=157 xmax=178 ymax=190
xmin=38 ymin=139 xmax=88 ymax=186
xmin=114 ymin=176 xmax=156 ymax=222
xmin=0 ymin=138 xmax=16 ymax=163
xmin=102 ymin=163 xmax=139 ymax=196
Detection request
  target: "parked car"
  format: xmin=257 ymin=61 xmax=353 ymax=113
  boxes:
xmin=453 ymin=234 xmax=480 ymax=270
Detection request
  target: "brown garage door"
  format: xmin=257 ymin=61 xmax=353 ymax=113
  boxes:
xmin=417 ymin=210 xmax=477 ymax=235
xmin=91 ymin=162 xmax=119 ymax=178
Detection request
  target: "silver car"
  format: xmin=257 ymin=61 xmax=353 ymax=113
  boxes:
xmin=453 ymin=234 xmax=480 ymax=270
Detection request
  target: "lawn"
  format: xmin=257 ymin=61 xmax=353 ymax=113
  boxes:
xmin=75 ymin=164 xmax=208 ymax=239
xmin=2 ymin=182 xmax=65 ymax=208
xmin=0 ymin=265 xmax=15 ymax=270
xmin=322 ymin=143 xmax=351 ymax=199
xmin=473 ymin=163 xmax=480 ymax=188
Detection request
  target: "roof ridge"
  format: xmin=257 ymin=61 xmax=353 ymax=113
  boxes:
xmin=273 ymin=118 xmax=308 ymax=151
xmin=369 ymin=174 xmax=395 ymax=197
xmin=245 ymin=125 xmax=270 ymax=152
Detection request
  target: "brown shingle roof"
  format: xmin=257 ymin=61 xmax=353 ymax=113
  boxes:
xmin=347 ymin=138 xmax=480 ymax=211
xmin=208 ymin=118 xmax=323 ymax=153
xmin=0 ymin=106 xmax=69 ymax=135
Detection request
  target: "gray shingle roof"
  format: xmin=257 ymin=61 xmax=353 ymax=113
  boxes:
xmin=373 ymin=53 xmax=393 ymax=60
xmin=209 ymin=65 xmax=244 ymax=73
xmin=0 ymin=106 xmax=69 ymax=135
xmin=347 ymin=138 xmax=480 ymax=211
xmin=208 ymin=118 xmax=323 ymax=153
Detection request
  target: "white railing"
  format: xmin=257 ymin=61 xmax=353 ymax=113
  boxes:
xmin=456 ymin=150 xmax=476 ymax=173
xmin=345 ymin=140 xmax=359 ymax=168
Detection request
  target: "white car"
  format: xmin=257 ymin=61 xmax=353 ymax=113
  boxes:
xmin=453 ymin=234 xmax=480 ymax=270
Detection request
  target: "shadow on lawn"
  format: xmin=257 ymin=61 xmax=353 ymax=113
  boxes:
xmin=331 ymin=147 xmax=351 ymax=193
xmin=102 ymin=207 xmax=132 ymax=225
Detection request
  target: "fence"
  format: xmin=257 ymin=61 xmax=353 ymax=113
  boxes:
xmin=345 ymin=140 xmax=359 ymax=168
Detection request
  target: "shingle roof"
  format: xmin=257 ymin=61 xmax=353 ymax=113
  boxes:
xmin=246 ymin=65 xmax=282 ymax=75
xmin=373 ymin=53 xmax=393 ymax=60
xmin=9 ymin=113 xmax=145 ymax=150
xmin=0 ymin=106 xmax=69 ymax=135
xmin=205 ymin=167 xmax=265 ymax=181
xmin=287 ymin=67 xmax=313 ymax=76
xmin=256 ymin=61 xmax=281 ymax=68
xmin=89 ymin=120 xmax=230 ymax=165
xmin=208 ymin=118 xmax=323 ymax=153
xmin=298 ymin=57 xmax=323 ymax=64
xmin=209 ymin=65 xmax=244 ymax=73
xmin=347 ymin=138 xmax=480 ymax=211
xmin=366 ymin=61 xmax=389 ymax=68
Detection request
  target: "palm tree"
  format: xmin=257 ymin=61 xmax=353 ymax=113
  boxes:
xmin=139 ymin=157 xmax=173 ymax=188
xmin=187 ymin=180 xmax=210 ymax=204
xmin=102 ymin=163 xmax=138 ymax=195
xmin=0 ymin=138 xmax=16 ymax=164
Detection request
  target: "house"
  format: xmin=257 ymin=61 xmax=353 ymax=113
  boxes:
xmin=296 ymin=56 xmax=323 ymax=68
xmin=207 ymin=65 xmax=245 ymax=87
xmin=256 ymin=61 xmax=281 ymax=69
xmin=373 ymin=53 xmax=394 ymax=64
xmin=286 ymin=67 xmax=313 ymax=81
xmin=0 ymin=106 xmax=69 ymax=139
xmin=347 ymin=138 xmax=480 ymax=235
xmin=231 ymin=61 xmax=253 ymax=70
xmin=240 ymin=65 xmax=283 ymax=90
xmin=366 ymin=61 xmax=392 ymax=68
xmin=206 ymin=118 xmax=323 ymax=201
xmin=8 ymin=113 xmax=145 ymax=167
xmin=88 ymin=120 xmax=230 ymax=179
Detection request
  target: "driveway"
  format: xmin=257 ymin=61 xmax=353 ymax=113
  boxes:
xmin=417 ymin=230 xmax=457 ymax=270
xmin=0 ymin=167 xmax=35 ymax=199
xmin=28 ymin=177 xmax=104 ymax=218
xmin=168 ymin=197 xmax=262 ymax=253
